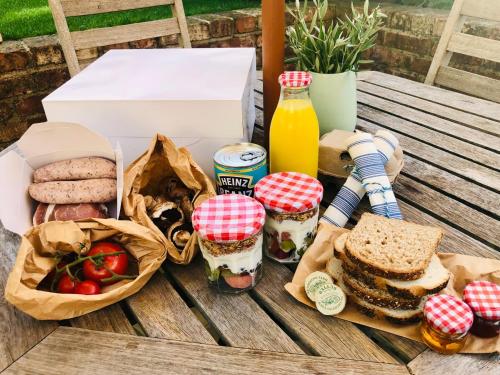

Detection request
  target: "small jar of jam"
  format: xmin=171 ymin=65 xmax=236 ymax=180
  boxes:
xmin=254 ymin=172 xmax=323 ymax=263
xmin=463 ymin=281 xmax=500 ymax=338
xmin=421 ymin=294 xmax=473 ymax=354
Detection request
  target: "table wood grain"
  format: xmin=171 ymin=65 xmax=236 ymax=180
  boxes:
xmin=1 ymin=70 xmax=498 ymax=374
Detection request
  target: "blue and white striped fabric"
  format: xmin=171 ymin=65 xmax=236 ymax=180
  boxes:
xmin=321 ymin=130 xmax=402 ymax=227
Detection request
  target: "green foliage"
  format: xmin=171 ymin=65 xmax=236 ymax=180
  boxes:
xmin=0 ymin=0 xmax=261 ymax=41
xmin=286 ymin=0 xmax=386 ymax=74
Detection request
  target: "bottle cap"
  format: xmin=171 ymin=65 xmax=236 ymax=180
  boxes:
xmin=278 ymin=71 xmax=313 ymax=88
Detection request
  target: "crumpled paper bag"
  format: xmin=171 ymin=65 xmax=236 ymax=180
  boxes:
xmin=285 ymin=223 xmax=500 ymax=354
xmin=5 ymin=219 xmax=167 ymax=320
xmin=123 ymin=134 xmax=216 ymax=265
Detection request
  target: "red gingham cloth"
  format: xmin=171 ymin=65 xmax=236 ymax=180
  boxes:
xmin=463 ymin=281 xmax=500 ymax=321
xmin=424 ymin=294 xmax=473 ymax=335
xmin=192 ymin=194 xmax=265 ymax=242
xmin=278 ymin=71 xmax=312 ymax=88
xmin=254 ymin=172 xmax=323 ymax=213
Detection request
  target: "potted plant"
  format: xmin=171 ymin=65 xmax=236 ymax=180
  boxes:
xmin=287 ymin=0 xmax=385 ymax=134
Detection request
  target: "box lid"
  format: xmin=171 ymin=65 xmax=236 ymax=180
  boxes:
xmin=43 ymin=48 xmax=255 ymax=101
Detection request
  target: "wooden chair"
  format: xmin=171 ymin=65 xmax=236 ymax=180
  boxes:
xmin=49 ymin=0 xmax=191 ymax=77
xmin=425 ymin=0 xmax=500 ymax=102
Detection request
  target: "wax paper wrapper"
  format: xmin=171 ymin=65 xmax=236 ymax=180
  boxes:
xmin=123 ymin=134 xmax=216 ymax=265
xmin=285 ymin=223 xmax=500 ymax=354
xmin=5 ymin=219 xmax=166 ymax=320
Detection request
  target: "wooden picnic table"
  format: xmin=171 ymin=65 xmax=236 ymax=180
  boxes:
xmin=1 ymin=71 xmax=499 ymax=374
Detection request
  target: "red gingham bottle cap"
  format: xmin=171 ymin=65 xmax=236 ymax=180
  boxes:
xmin=424 ymin=294 xmax=473 ymax=335
xmin=278 ymin=71 xmax=312 ymax=88
xmin=463 ymin=281 xmax=500 ymax=321
xmin=254 ymin=172 xmax=323 ymax=213
xmin=192 ymin=194 xmax=265 ymax=242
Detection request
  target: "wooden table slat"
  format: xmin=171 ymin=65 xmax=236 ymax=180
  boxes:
xmin=359 ymin=71 xmax=500 ymax=121
xmin=356 ymin=98 xmax=499 ymax=170
xmin=408 ymin=349 xmax=500 ymax=375
xmin=0 ymin=222 xmax=58 ymax=372
xmin=357 ymin=81 xmax=500 ymax=136
xmin=167 ymin=257 xmax=303 ymax=354
xmin=5 ymin=327 xmax=410 ymax=375
xmin=70 ymin=303 xmax=135 ymax=335
xmin=357 ymin=118 xmax=500 ymax=192
xmin=252 ymin=260 xmax=399 ymax=363
xmin=126 ymin=272 xmax=216 ymax=345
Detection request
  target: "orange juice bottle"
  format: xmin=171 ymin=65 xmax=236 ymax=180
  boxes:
xmin=270 ymin=71 xmax=319 ymax=178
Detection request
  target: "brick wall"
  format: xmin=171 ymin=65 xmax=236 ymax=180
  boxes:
xmin=0 ymin=2 xmax=498 ymax=150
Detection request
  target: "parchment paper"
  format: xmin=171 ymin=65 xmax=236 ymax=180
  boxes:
xmin=4 ymin=219 xmax=166 ymax=320
xmin=285 ymin=223 xmax=500 ymax=353
xmin=122 ymin=134 xmax=216 ymax=265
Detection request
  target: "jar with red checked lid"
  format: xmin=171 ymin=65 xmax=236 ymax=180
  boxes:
xmin=254 ymin=172 xmax=323 ymax=263
xmin=192 ymin=194 xmax=265 ymax=294
xmin=463 ymin=281 xmax=500 ymax=338
xmin=421 ymin=294 xmax=473 ymax=354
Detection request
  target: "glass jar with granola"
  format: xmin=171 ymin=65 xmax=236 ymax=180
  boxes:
xmin=254 ymin=172 xmax=323 ymax=263
xmin=192 ymin=194 xmax=265 ymax=293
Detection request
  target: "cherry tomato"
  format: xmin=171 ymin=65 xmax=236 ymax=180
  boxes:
xmin=57 ymin=274 xmax=76 ymax=293
xmin=223 ymin=274 xmax=253 ymax=289
xmin=74 ymin=280 xmax=101 ymax=295
xmin=83 ymin=242 xmax=128 ymax=284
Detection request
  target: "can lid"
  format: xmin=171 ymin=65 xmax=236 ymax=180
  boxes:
xmin=192 ymin=194 xmax=265 ymax=242
xmin=254 ymin=172 xmax=323 ymax=213
xmin=278 ymin=71 xmax=312 ymax=88
xmin=463 ymin=281 xmax=500 ymax=321
xmin=424 ymin=294 xmax=473 ymax=335
xmin=214 ymin=143 xmax=266 ymax=168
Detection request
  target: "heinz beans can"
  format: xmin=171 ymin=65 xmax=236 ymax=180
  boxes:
xmin=214 ymin=143 xmax=267 ymax=197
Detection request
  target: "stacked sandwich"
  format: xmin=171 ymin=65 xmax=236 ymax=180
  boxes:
xmin=327 ymin=213 xmax=450 ymax=323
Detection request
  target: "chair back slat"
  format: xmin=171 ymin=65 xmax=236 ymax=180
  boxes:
xmin=425 ymin=0 xmax=499 ymax=102
xmin=462 ymin=0 xmax=500 ymax=22
xmin=49 ymin=0 xmax=190 ymax=77
xmin=60 ymin=0 xmax=174 ymax=17
xmin=435 ymin=67 xmax=500 ymax=103
xmin=448 ymin=33 xmax=500 ymax=63
xmin=72 ymin=18 xmax=180 ymax=50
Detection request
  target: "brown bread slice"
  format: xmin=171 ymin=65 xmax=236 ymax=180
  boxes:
xmin=345 ymin=213 xmax=443 ymax=280
xmin=326 ymin=258 xmax=423 ymax=324
xmin=335 ymin=233 xmax=450 ymax=299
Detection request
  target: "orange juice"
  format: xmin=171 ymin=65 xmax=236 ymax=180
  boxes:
xmin=270 ymin=72 xmax=319 ymax=177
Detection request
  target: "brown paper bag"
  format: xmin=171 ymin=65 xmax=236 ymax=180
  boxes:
xmin=4 ymin=219 xmax=166 ymax=320
xmin=123 ymin=134 xmax=216 ymax=265
xmin=285 ymin=223 xmax=500 ymax=354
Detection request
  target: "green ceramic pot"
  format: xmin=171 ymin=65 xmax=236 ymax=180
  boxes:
xmin=310 ymin=71 xmax=357 ymax=135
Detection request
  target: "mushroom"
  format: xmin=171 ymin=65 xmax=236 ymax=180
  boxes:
xmin=148 ymin=197 xmax=184 ymax=233
xmin=179 ymin=195 xmax=194 ymax=221
xmin=168 ymin=221 xmax=193 ymax=251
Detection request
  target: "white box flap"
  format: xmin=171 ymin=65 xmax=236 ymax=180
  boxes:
xmin=17 ymin=122 xmax=115 ymax=168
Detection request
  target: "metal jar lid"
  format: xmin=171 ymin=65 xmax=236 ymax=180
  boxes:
xmin=214 ymin=143 xmax=267 ymax=168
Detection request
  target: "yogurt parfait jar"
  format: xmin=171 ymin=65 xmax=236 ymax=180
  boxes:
xmin=192 ymin=194 xmax=265 ymax=293
xmin=254 ymin=172 xmax=323 ymax=263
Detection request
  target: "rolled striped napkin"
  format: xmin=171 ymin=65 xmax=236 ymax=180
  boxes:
xmin=321 ymin=130 xmax=401 ymax=227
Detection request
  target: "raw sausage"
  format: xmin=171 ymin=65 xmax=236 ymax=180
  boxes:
xmin=33 ymin=157 xmax=116 ymax=183
xmin=28 ymin=178 xmax=117 ymax=204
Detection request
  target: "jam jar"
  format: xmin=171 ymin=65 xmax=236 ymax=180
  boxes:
xmin=192 ymin=194 xmax=265 ymax=294
xmin=463 ymin=281 xmax=500 ymax=338
xmin=254 ymin=172 xmax=323 ymax=263
xmin=421 ymin=294 xmax=473 ymax=354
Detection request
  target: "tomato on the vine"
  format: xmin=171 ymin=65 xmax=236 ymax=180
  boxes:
xmin=74 ymin=280 xmax=101 ymax=295
xmin=57 ymin=274 xmax=76 ymax=293
xmin=83 ymin=242 xmax=128 ymax=284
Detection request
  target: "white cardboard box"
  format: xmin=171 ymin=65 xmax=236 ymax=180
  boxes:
xmin=0 ymin=122 xmax=123 ymax=235
xmin=42 ymin=48 xmax=256 ymax=176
